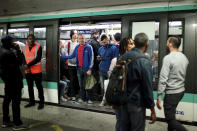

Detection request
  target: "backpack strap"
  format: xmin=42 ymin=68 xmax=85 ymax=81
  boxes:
xmin=121 ymin=55 xmax=150 ymax=99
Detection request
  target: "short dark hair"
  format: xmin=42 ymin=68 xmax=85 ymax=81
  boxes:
xmin=168 ymin=36 xmax=181 ymax=48
xmin=91 ymin=29 xmax=99 ymax=35
xmin=114 ymin=33 xmax=121 ymax=42
xmin=101 ymin=34 xmax=108 ymax=41
xmin=70 ymin=30 xmax=77 ymax=39
xmin=27 ymin=34 xmax=35 ymax=39
xmin=134 ymin=33 xmax=148 ymax=48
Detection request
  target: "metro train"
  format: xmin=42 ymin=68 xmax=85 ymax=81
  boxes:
xmin=0 ymin=0 xmax=197 ymax=123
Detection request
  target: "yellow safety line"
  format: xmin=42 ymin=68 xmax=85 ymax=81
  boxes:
xmin=28 ymin=121 xmax=48 ymax=128
xmin=51 ymin=124 xmax=63 ymax=131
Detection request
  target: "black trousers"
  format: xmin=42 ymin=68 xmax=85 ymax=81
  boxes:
xmin=67 ymin=66 xmax=79 ymax=97
xmin=164 ymin=92 xmax=187 ymax=131
xmin=121 ymin=103 xmax=146 ymax=131
xmin=2 ymin=77 xmax=23 ymax=126
xmin=25 ymin=73 xmax=44 ymax=104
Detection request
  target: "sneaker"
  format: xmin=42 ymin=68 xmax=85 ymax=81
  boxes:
xmin=12 ymin=124 xmax=28 ymax=131
xmin=78 ymin=98 xmax=83 ymax=103
xmin=99 ymin=101 xmax=105 ymax=106
xmin=60 ymin=97 xmax=68 ymax=102
xmin=37 ymin=104 xmax=44 ymax=110
xmin=71 ymin=97 xmax=76 ymax=101
xmin=87 ymin=100 xmax=93 ymax=104
xmin=1 ymin=121 xmax=14 ymax=128
xmin=24 ymin=103 xmax=35 ymax=108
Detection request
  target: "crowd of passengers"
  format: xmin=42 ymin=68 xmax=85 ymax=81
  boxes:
xmin=59 ymin=30 xmax=129 ymax=106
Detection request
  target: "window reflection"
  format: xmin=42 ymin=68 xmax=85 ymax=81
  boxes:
xmin=34 ymin=27 xmax=46 ymax=38
xmin=8 ymin=28 xmax=29 ymax=38
xmin=168 ymin=21 xmax=183 ymax=52
xmin=36 ymin=40 xmax=46 ymax=78
xmin=0 ymin=29 xmax=3 ymax=38
xmin=132 ymin=21 xmax=159 ymax=83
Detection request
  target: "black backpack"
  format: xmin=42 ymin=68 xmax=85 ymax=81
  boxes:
xmin=105 ymin=55 xmax=148 ymax=106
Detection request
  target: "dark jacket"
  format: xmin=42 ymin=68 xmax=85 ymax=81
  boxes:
xmin=87 ymin=38 xmax=100 ymax=70
xmin=121 ymin=48 xmax=155 ymax=109
xmin=0 ymin=46 xmax=24 ymax=81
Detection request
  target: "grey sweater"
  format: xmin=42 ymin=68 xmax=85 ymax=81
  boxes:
xmin=157 ymin=52 xmax=189 ymax=99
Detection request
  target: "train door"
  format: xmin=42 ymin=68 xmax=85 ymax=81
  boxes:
xmin=167 ymin=12 xmax=196 ymax=122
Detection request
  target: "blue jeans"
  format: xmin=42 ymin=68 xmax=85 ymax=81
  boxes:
xmin=115 ymin=106 xmax=122 ymax=131
xmin=99 ymin=71 xmax=108 ymax=97
xmin=59 ymin=80 xmax=69 ymax=97
xmin=121 ymin=103 xmax=146 ymax=131
xmin=77 ymin=68 xmax=93 ymax=101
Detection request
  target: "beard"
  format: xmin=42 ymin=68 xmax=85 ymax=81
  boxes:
xmin=166 ymin=47 xmax=170 ymax=54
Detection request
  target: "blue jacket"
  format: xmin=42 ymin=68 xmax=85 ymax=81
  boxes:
xmin=98 ymin=44 xmax=119 ymax=73
xmin=61 ymin=43 xmax=94 ymax=71
xmin=121 ymin=48 xmax=155 ymax=109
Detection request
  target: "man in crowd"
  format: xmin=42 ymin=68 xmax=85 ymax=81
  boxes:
xmin=97 ymin=34 xmax=118 ymax=103
xmin=87 ymin=30 xmax=101 ymax=100
xmin=23 ymin=34 xmax=45 ymax=110
xmin=61 ymin=34 xmax=94 ymax=103
xmin=121 ymin=33 xmax=156 ymax=131
xmin=157 ymin=36 xmax=189 ymax=131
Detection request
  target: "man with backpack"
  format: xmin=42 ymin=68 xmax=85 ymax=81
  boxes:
xmin=120 ymin=33 xmax=156 ymax=131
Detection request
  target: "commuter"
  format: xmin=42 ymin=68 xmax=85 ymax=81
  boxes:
xmin=105 ymin=37 xmax=135 ymax=131
xmin=23 ymin=34 xmax=45 ymax=110
xmin=61 ymin=34 xmax=94 ymax=104
xmin=62 ymin=30 xmax=79 ymax=101
xmin=157 ymin=36 xmax=189 ymax=131
xmin=113 ymin=32 xmax=121 ymax=46
xmin=0 ymin=35 xmax=27 ymax=130
xmin=121 ymin=33 xmax=156 ymax=131
xmin=97 ymin=34 xmax=118 ymax=103
xmin=87 ymin=29 xmax=101 ymax=100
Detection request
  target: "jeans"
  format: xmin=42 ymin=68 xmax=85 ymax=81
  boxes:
xmin=164 ymin=92 xmax=187 ymax=131
xmin=99 ymin=71 xmax=108 ymax=97
xmin=25 ymin=73 xmax=44 ymax=104
xmin=121 ymin=103 xmax=146 ymax=131
xmin=77 ymin=68 xmax=93 ymax=101
xmin=59 ymin=80 xmax=69 ymax=98
xmin=115 ymin=106 xmax=122 ymax=131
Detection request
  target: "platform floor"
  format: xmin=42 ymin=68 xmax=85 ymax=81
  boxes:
xmin=0 ymin=98 xmax=196 ymax=131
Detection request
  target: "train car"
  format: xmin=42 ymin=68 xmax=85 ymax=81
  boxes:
xmin=0 ymin=0 xmax=197 ymax=123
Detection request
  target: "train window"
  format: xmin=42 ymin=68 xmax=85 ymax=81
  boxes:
xmin=8 ymin=28 xmax=29 ymax=39
xmin=168 ymin=21 xmax=183 ymax=52
xmin=132 ymin=21 xmax=159 ymax=83
xmin=34 ymin=27 xmax=47 ymax=79
xmin=8 ymin=28 xmax=29 ymax=48
xmin=34 ymin=27 xmax=46 ymax=38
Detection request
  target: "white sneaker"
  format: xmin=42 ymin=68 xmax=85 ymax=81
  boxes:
xmin=60 ymin=97 xmax=67 ymax=102
xmin=78 ymin=98 xmax=83 ymax=103
xmin=71 ymin=97 xmax=76 ymax=101
xmin=88 ymin=100 xmax=93 ymax=104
